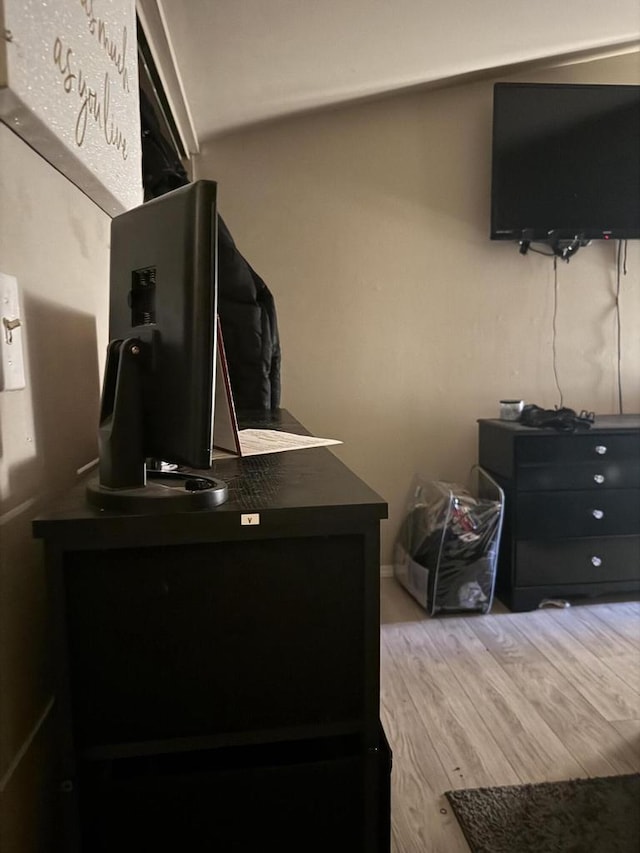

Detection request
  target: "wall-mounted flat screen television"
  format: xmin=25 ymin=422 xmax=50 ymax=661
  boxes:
xmin=490 ymin=82 xmax=640 ymax=244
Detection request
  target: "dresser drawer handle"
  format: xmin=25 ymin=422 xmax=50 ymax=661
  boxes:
xmin=591 ymin=556 xmax=602 ymax=567
xmin=591 ymin=509 xmax=604 ymax=520
xmin=594 ymin=445 xmax=608 ymax=455
xmin=593 ymin=474 xmax=605 ymax=484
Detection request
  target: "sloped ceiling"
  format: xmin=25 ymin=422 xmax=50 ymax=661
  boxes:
xmin=142 ymin=0 xmax=640 ymax=149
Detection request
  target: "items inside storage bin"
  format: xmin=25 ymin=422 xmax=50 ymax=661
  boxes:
xmin=393 ymin=466 xmax=504 ymax=615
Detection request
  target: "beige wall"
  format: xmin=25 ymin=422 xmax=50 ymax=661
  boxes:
xmin=196 ymin=53 xmax=640 ymax=566
xmin=0 ymin=124 xmax=109 ymax=851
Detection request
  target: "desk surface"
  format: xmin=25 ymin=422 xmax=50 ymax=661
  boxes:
xmin=33 ymin=409 xmax=387 ymax=548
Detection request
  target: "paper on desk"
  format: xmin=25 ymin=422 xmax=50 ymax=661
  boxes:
xmin=239 ymin=429 xmax=342 ymax=456
xmin=213 ymin=429 xmax=342 ymax=459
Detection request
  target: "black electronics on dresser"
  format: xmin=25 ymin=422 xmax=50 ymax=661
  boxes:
xmin=478 ymin=415 xmax=640 ymax=612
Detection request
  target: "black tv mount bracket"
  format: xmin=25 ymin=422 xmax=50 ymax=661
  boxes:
xmin=518 ymin=232 xmax=591 ymax=262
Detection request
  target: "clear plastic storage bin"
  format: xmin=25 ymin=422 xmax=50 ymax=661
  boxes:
xmin=393 ymin=466 xmax=504 ymax=615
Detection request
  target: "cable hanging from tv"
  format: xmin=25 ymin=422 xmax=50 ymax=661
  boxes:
xmin=518 ymin=232 xmax=592 ymax=262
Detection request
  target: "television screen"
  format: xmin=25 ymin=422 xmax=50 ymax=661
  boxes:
xmin=87 ymin=180 xmax=228 ymax=512
xmin=490 ymin=82 xmax=640 ymax=243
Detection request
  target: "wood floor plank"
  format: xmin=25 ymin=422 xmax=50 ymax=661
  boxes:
xmin=617 ymin=602 xmax=640 ymax=616
xmin=599 ymin=652 xmax=640 ymax=697
xmin=543 ymin=604 xmax=639 ymax=659
xmin=380 ymin=640 xmax=472 ymax=853
xmin=588 ymin=603 xmax=640 ymax=647
xmin=383 ymin=626 xmax=521 ymax=790
xmin=610 ymin=719 xmax=640 ymax=763
xmin=464 ymin=611 xmax=548 ymax=665
xmin=380 ymin=638 xmax=452 ymax=792
xmin=420 ymin=619 xmax=586 ymax=783
xmin=379 ymin=579 xmax=640 ymax=852
xmin=420 ymin=615 xmax=488 ymax=658
xmin=503 ymin=660 xmax=640 ymax=776
xmin=389 ymin=798 xmax=469 ymax=853
xmin=506 ymin=610 xmax=640 ymax=721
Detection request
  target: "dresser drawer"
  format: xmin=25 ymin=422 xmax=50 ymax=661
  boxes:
xmin=516 ymin=433 xmax=638 ymax=465
xmin=517 ymin=490 xmax=640 ymax=539
xmin=516 ymin=460 xmax=640 ymax=491
xmin=516 ymin=537 xmax=640 ymax=586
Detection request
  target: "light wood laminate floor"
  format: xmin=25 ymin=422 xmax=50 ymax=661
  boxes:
xmin=379 ymin=578 xmax=640 ymax=853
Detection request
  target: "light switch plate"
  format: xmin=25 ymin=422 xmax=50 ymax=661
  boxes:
xmin=0 ymin=272 xmax=26 ymax=391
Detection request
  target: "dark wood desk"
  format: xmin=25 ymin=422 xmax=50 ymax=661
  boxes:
xmin=34 ymin=410 xmax=390 ymax=852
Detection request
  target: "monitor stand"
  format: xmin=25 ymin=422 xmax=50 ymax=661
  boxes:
xmin=86 ymin=338 xmax=228 ymax=514
xmin=86 ymin=472 xmax=228 ymax=513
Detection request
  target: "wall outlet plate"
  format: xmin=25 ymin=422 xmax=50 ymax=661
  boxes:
xmin=0 ymin=272 xmax=26 ymax=391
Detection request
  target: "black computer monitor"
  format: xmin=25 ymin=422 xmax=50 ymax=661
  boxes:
xmin=87 ymin=180 xmax=228 ymax=512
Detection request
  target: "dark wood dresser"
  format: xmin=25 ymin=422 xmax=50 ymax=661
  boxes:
xmin=33 ymin=410 xmax=390 ymax=852
xmin=478 ymin=414 xmax=640 ymax=611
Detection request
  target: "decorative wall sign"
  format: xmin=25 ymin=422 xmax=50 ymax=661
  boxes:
xmin=0 ymin=0 xmax=143 ymax=215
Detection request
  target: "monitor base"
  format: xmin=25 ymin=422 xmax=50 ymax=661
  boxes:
xmin=86 ymin=475 xmax=228 ymax=514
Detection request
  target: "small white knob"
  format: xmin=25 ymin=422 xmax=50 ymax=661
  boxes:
xmin=591 ymin=556 xmax=602 ymax=567
xmin=594 ymin=445 xmax=607 ymax=455
xmin=592 ymin=509 xmax=604 ymax=520
xmin=593 ymin=474 xmax=605 ymax=484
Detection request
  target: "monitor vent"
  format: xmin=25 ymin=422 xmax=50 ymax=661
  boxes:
xmin=130 ymin=267 xmax=157 ymax=326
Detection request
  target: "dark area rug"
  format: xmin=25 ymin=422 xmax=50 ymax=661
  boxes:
xmin=445 ymin=773 xmax=640 ymax=853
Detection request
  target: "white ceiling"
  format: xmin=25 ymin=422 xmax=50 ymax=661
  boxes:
xmin=140 ymin=0 xmax=640 ymax=151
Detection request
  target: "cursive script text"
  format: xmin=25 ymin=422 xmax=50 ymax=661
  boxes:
xmin=53 ymin=36 xmax=129 ymax=159
xmin=79 ymin=0 xmax=130 ymax=93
